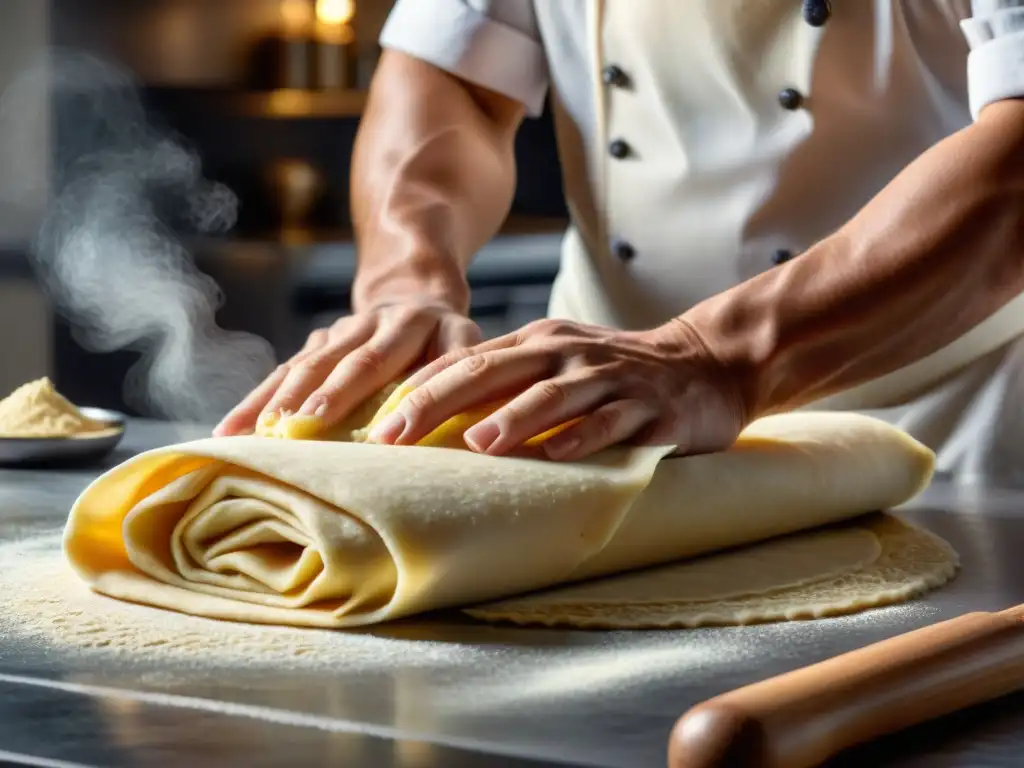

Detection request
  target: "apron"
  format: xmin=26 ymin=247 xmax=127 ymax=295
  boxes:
xmin=538 ymin=0 xmax=1024 ymax=484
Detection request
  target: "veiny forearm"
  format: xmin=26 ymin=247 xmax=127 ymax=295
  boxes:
xmin=350 ymin=51 xmax=523 ymax=313
xmin=680 ymin=99 xmax=1024 ymax=421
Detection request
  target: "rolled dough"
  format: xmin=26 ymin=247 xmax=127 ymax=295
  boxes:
xmin=63 ymin=406 xmax=954 ymax=629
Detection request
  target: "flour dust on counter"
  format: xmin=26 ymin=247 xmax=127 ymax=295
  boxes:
xmin=0 ymin=533 xmax=473 ymax=671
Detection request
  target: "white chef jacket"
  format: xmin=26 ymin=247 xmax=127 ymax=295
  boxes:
xmin=379 ymin=0 xmax=1024 ymax=484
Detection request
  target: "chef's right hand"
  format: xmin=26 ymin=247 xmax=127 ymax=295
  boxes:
xmin=213 ymin=300 xmax=481 ymax=437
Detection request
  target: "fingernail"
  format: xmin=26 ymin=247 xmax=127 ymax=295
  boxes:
xmin=464 ymin=421 xmax=500 ymax=453
xmin=299 ymin=398 xmax=327 ymax=417
xmin=544 ymin=435 xmax=580 ymax=460
xmin=369 ymin=413 xmax=407 ymax=444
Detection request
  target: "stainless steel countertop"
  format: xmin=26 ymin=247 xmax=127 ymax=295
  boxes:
xmin=1 ymin=419 xmax=1023 ymax=768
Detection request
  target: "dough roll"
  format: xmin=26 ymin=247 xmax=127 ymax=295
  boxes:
xmin=63 ymin=411 xmax=935 ymax=628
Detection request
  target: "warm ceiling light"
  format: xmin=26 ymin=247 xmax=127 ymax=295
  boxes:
xmin=280 ymin=0 xmax=313 ymax=35
xmin=315 ymin=0 xmax=355 ymax=25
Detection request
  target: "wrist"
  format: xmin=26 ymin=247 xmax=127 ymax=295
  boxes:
xmin=670 ymin=234 xmax=850 ymax=421
xmin=352 ymin=253 xmax=470 ymax=314
xmin=639 ymin=318 xmax=755 ymax=429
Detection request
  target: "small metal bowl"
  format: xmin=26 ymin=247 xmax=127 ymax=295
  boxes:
xmin=0 ymin=407 xmax=127 ymax=468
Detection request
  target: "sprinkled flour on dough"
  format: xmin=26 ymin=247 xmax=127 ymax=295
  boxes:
xmin=0 ymin=533 xmax=470 ymax=670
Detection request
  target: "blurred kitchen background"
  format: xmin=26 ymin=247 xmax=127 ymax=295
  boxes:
xmin=0 ymin=0 xmax=567 ymax=418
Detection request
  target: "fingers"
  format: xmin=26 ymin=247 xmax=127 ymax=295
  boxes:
xmin=298 ymin=328 xmax=331 ymax=356
xmin=213 ymin=364 xmax=291 ymax=436
xmin=213 ymin=329 xmax=332 ymax=436
xmin=542 ymin=399 xmax=656 ymax=461
xmin=401 ymin=330 xmax=520 ymax=391
xmin=460 ymin=374 xmax=612 ymax=455
xmin=368 ymin=347 xmax=550 ymax=446
xmin=258 ymin=320 xmax=375 ymax=421
xmin=296 ymin=315 xmax=436 ymax=425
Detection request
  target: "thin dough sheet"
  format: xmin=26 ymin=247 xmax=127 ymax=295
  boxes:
xmin=466 ymin=513 xmax=958 ymax=628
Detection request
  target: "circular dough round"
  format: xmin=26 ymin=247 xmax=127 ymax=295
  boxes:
xmin=464 ymin=514 xmax=958 ymax=629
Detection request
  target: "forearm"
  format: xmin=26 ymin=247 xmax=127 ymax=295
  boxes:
xmin=350 ymin=51 xmax=523 ymax=314
xmin=681 ymin=99 xmax=1024 ymax=421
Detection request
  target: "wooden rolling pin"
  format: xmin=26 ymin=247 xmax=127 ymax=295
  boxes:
xmin=669 ymin=606 xmax=1024 ymax=768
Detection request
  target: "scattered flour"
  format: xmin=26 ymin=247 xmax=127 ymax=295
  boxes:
xmin=0 ymin=533 xmax=474 ymax=671
xmin=0 ymin=531 xmax=943 ymax=692
xmin=0 ymin=532 xmax=769 ymax=703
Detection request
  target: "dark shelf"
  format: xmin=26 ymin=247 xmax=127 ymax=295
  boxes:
xmin=145 ymin=86 xmax=368 ymax=120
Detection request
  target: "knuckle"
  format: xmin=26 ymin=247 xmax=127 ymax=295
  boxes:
xmin=461 ymin=354 xmax=490 ymax=377
xmin=534 ymin=379 xmax=567 ymax=408
xmin=591 ymin=406 xmax=622 ymax=438
xmin=416 ymin=355 xmax=457 ymax=384
xmin=307 ymin=328 xmax=329 ymax=346
xmin=345 ymin=346 xmax=386 ymax=375
xmin=549 ymin=320 xmax=574 ymax=336
xmin=438 ymin=350 xmax=466 ymax=370
xmin=514 ymin=318 xmax=552 ymax=344
xmin=296 ymin=350 xmax=338 ymax=374
xmin=404 ymin=386 xmax=437 ymax=413
xmin=536 ymin=318 xmax=571 ymax=336
xmin=389 ymin=304 xmax=420 ymax=323
xmin=513 ymin=327 xmax=533 ymax=347
xmin=525 ymin=318 xmax=553 ymax=337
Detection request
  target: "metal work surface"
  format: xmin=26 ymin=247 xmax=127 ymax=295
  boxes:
xmin=1 ymin=420 xmax=1023 ymax=768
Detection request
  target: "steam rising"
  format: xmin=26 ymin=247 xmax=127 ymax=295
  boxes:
xmin=1 ymin=52 xmax=276 ymax=421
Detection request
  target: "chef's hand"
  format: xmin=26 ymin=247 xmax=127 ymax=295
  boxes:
xmin=366 ymin=318 xmax=749 ymax=461
xmin=213 ymin=300 xmax=481 ymax=437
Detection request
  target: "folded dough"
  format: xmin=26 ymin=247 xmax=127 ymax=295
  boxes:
xmin=64 ymin=409 xmax=943 ymax=629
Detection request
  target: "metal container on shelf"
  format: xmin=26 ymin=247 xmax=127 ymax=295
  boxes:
xmin=249 ymin=0 xmax=317 ymax=90
xmin=264 ymin=158 xmax=326 ymax=235
xmin=312 ymin=0 xmax=358 ymax=90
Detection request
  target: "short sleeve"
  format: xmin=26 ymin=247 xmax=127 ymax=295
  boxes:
xmin=379 ymin=0 xmax=549 ymax=117
xmin=961 ymin=1 xmax=1024 ymax=118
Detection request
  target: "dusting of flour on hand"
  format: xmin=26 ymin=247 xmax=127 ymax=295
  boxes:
xmin=256 ymin=381 xmax=399 ymax=442
xmin=0 ymin=377 xmax=117 ymax=438
xmin=0 ymin=534 xmax=465 ymax=670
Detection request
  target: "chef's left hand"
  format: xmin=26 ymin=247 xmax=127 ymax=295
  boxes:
xmin=367 ymin=318 xmax=749 ymax=460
